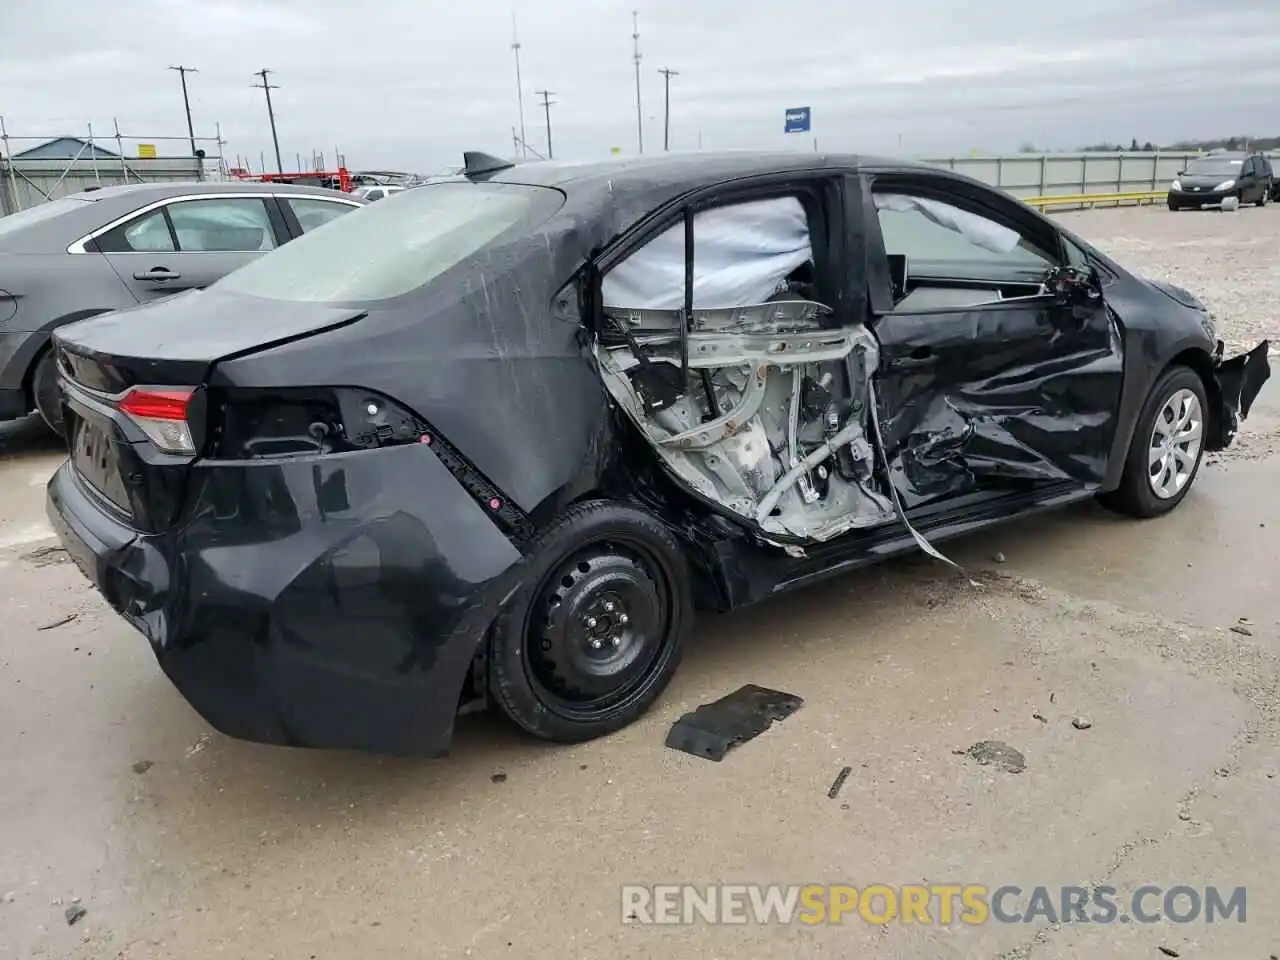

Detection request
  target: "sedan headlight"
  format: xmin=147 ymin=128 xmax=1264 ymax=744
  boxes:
xmin=1171 ymin=179 xmax=1182 ymax=191
xmin=1215 ymin=179 xmax=1236 ymax=191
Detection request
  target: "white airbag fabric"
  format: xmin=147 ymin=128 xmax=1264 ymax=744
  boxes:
xmin=873 ymin=192 xmax=1020 ymax=255
xmin=601 ymin=196 xmax=812 ymax=310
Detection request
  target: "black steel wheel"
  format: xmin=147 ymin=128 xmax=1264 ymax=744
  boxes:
xmin=487 ymin=500 xmax=692 ymax=742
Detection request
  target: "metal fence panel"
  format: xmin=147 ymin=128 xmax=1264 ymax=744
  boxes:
xmin=920 ymin=151 xmax=1280 ymax=207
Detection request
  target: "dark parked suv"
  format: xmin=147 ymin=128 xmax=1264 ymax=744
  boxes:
xmin=1167 ymin=151 xmax=1274 ymax=210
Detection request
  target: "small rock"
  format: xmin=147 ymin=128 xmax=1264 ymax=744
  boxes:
xmin=64 ymin=903 xmax=86 ymax=926
xmin=1157 ymin=947 xmax=1180 ymax=958
xmin=131 ymin=760 xmax=153 ymax=775
xmin=579 ymin=764 xmax=588 ymax=770
xmin=1178 ymin=810 xmax=1192 ymax=821
xmin=993 ymin=551 xmax=1007 ymax=563
xmin=963 ymin=740 xmax=1026 ymax=774
xmin=490 ymin=772 xmax=507 ymax=784
xmin=2 ymin=891 xmax=14 ymax=903
xmin=1230 ymin=625 xmax=1253 ymax=636
xmin=1215 ymin=766 xmax=1230 ymax=777
xmin=1032 ymin=712 xmax=1048 ymax=724
xmin=1049 ymin=692 xmax=1056 ymax=704
xmin=1072 ymin=717 xmax=1093 ymax=730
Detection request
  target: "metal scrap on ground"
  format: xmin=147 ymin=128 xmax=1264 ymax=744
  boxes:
xmin=664 ymin=684 xmax=804 ymax=761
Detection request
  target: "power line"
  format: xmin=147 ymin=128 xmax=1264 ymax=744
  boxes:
xmin=658 ymin=67 xmax=678 ymax=151
xmin=632 ymin=10 xmax=643 ymax=154
xmin=511 ymin=13 xmax=528 ymax=159
xmin=535 ymin=90 xmax=556 ymax=159
xmin=251 ymin=69 xmax=283 ymax=175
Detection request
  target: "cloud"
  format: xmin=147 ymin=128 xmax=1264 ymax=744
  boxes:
xmin=3 ymin=0 xmax=1279 ymax=170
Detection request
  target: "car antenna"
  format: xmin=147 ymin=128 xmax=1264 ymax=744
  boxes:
xmin=462 ymin=151 xmax=516 ymax=179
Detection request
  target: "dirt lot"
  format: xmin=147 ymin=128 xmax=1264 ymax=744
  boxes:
xmin=2 ymin=204 xmax=1280 ymax=960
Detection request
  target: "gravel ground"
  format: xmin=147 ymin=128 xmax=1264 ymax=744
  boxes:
xmin=1055 ymin=203 xmax=1280 ymax=356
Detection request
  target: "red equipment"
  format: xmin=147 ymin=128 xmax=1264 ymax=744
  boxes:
xmin=231 ymin=166 xmax=353 ymax=193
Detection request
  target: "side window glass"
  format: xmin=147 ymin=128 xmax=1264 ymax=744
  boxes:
xmin=288 ymin=198 xmax=357 ymax=234
xmin=96 ymin=210 xmax=175 ymax=253
xmin=166 ymin=198 xmax=276 ymax=252
xmin=601 ymin=196 xmax=819 ymax=312
xmin=874 ymin=192 xmax=1053 ymax=272
xmin=1063 ymin=235 xmax=1090 ymax=269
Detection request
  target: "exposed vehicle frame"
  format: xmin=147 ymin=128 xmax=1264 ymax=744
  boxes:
xmin=46 ymin=151 xmax=1270 ymax=756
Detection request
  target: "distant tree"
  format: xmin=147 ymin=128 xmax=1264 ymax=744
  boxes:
xmin=1018 ymin=142 xmax=1039 ymax=153
xmin=1129 ymin=138 xmax=1140 ymax=151
xmin=1142 ymin=141 xmax=1156 ymax=152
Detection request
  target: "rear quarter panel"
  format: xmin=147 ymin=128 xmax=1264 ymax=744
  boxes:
xmin=0 ymin=253 xmax=133 ymax=392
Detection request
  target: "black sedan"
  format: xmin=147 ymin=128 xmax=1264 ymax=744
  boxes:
xmin=46 ymin=150 xmax=1270 ymax=756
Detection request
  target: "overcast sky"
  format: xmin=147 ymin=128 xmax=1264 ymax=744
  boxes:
xmin=6 ymin=0 xmax=1280 ymax=173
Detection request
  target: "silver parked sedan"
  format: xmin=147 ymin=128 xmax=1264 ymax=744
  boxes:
xmin=0 ymin=181 xmax=364 ymax=434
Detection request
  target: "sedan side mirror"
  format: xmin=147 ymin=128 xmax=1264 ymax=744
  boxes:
xmin=1045 ymin=264 xmax=1102 ymax=305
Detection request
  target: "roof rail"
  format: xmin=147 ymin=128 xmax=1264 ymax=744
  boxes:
xmin=462 ymin=151 xmax=516 ymax=179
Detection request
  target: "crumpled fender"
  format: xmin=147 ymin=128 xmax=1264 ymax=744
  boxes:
xmin=1209 ymin=339 xmax=1270 ymax=451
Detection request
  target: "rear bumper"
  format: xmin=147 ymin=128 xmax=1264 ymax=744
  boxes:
xmin=46 ymin=443 xmax=525 ymax=756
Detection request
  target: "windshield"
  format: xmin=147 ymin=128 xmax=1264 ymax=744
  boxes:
xmin=214 ymin=181 xmax=562 ymax=303
xmin=1184 ymin=158 xmax=1244 ymax=177
xmin=0 ymin=196 xmax=92 ymax=237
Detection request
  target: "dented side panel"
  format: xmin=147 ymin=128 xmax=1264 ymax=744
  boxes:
xmin=870 ymin=299 xmax=1124 ymax=507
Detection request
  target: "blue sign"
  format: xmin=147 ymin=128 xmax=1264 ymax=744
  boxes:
xmin=784 ymin=107 xmax=811 ymax=134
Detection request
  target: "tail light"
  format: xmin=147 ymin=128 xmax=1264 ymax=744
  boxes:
xmin=205 ymin=386 xmax=534 ymax=542
xmin=118 ymin=387 xmax=197 ymax=455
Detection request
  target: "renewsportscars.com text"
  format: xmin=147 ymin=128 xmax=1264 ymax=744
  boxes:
xmin=621 ymin=884 xmax=1247 ymax=926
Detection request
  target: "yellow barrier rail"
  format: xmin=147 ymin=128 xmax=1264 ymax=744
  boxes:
xmin=1021 ymin=190 xmax=1166 ymax=210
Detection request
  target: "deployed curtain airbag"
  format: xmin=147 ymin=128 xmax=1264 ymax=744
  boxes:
xmin=601 ymin=196 xmax=812 ymax=310
xmin=874 ymin=192 xmax=1020 ymax=255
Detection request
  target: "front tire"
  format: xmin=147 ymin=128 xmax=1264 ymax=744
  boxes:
xmin=1098 ymin=366 xmax=1207 ymax=519
xmin=1258 ymin=185 xmax=1270 ymax=207
xmin=1167 ymin=198 xmax=1179 ymax=211
xmin=31 ymin=350 xmax=65 ymax=439
xmin=487 ymin=500 xmax=692 ymax=743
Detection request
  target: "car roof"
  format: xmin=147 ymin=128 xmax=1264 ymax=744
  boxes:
xmin=0 ymin=180 xmax=359 ymax=254
xmin=63 ymin=180 xmax=355 ymax=202
xmin=484 ymin=151 xmax=926 ymax=191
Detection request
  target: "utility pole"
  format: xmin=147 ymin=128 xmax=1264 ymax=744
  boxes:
xmin=632 ymin=10 xmax=643 ymax=154
xmin=535 ymin=90 xmax=556 ymax=159
xmin=168 ymin=65 xmax=198 ymax=160
xmin=511 ymin=13 xmax=528 ymax=159
xmin=251 ymin=69 xmax=283 ymax=175
xmin=658 ymin=67 xmax=678 ymax=151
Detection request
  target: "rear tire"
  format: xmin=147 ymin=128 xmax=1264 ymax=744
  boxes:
xmin=1258 ymin=186 xmax=1269 ymax=207
xmin=487 ymin=500 xmax=692 ymax=743
xmin=1098 ymin=366 xmax=1207 ymax=519
xmin=31 ymin=350 xmax=65 ymax=439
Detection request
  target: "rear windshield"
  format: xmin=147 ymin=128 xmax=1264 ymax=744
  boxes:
xmin=214 ymin=181 xmax=563 ymax=303
xmin=0 ymin=196 xmax=92 ymax=238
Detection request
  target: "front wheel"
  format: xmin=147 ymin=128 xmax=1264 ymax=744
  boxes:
xmin=1098 ymin=366 xmax=1207 ymax=519
xmin=31 ymin=350 xmax=65 ymax=439
xmin=1258 ymin=185 xmax=1270 ymax=207
xmin=487 ymin=500 xmax=693 ymax=743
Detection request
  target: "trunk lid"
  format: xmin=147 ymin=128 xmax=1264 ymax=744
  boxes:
xmin=53 ymin=288 xmax=366 ymax=532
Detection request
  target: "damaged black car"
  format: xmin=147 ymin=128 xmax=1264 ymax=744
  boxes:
xmin=46 ymin=151 xmax=1271 ymax=756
